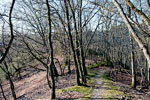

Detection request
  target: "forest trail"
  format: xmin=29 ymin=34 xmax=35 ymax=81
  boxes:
xmin=91 ymin=70 xmax=105 ymax=99
xmin=91 ymin=67 xmax=150 ymax=100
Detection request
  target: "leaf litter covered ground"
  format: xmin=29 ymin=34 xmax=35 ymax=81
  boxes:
xmin=0 ymin=66 xmax=78 ymax=100
xmin=0 ymin=63 xmax=150 ymax=100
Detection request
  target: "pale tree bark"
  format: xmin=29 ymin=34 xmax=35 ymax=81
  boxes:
xmin=46 ymin=0 xmax=56 ymax=99
xmin=125 ymin=0 xmax=150 ymax=30
xmin=112 ymin=0 xmax=150 ymax=84
xmin=130 ymin=36 xmax=136 ymax=88
xmin=127 ymin=5 xmax=136 ymax=88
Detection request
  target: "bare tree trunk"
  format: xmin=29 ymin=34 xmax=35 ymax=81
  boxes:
xmin=127 ymin=5 xmax=136 ymax=88
xmin=64 ymin=0 xmax=81 ymax=85
xmin=54 ymin=58 xmax=63 ymax=75
xmin=4 ymin=62 xmax=16 ymax=100
xmin=52 ymin=64 xmax=59 ymax=77
xmin=130 ymin=36 xmax=136 ymax=88
xmin=112 ymin=0 xmax=150 ymax=85
xmin=125 ymin=0 xmax=150 ymax=30
xmin=78 ymin=0 xmax=87 ymax=76
xmin=0 ymin=79 xmax=6 ymax=100
xmin=148 ymin=64 xmax=150 ymax=87
xmin=46 ymin=0 xmax=56 ymax=99
xmin=80 ymin=46 xmax=87 ymax=76
xmin=77 ymin=50 xmax=86 ymax=83
xmin=49 ymin=62 xmax=56 ymax=99
xmin=67 ymin=48 xmax=71 ymax=74
xmin=68 ymin=0 xmax=86 ymax=84
xmin=0 ymin=0 xmax=15 ymax=63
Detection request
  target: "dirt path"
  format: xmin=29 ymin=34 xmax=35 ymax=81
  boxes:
xmin=91 ymin=70 xmax=105 ymax=99
xmin=91 ymin=67 xmax=150 ymax=100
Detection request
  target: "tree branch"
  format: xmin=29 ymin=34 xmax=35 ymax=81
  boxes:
xmin=0 ymin=0 xmax=16 ymax=64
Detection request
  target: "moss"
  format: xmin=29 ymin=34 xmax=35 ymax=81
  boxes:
xmin=88 ymin=63 xmax=100 ymax=69
xmin=86 ymin=68 xmax=99 ymax=85
xmin=87 ymin=71 xmax=95 ymax=77
xmin=100 ymin=72 xmax=127 ymax=99
xmin=102 ymin=90 xmax=124 ymax=98
xmin=68 ymin=86 xmax=92 ymax=96
xmin=88 ymin=60 xmax=112 ymax=70
xmin=101 ymin=72 xmax=109 ymax=80
xmin=57 ymin=88 xmax=66 ymax=94
xmin=57 ymin=69 xmax=94 ymax=99
xmin=57 ymin=85 xmax=92 ymax=99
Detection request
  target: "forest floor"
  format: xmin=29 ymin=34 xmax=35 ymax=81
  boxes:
xmin=0 ymin=62 xmax=150 ymax=100
xmin=91 ymin=67 xmax=150 ymax=100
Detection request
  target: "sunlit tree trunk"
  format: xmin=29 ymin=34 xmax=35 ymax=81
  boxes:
xmin=130 ymin=36 xmax=136 ymax=88
xmin=112 ymin=0 xmax=150 ymax=86
xmin=127 ymin=5 xmax=136 ymax=88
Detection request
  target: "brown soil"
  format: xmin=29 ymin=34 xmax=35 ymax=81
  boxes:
xmin=0 ymin=67 xmax=79 ymax=100
xmin=0 ymin=57 xmax=93 ymax=100
xmin=108 ymin=68 xmax=150 ymax=99
xmin=1 ymin=58 xmax=150 ymax=100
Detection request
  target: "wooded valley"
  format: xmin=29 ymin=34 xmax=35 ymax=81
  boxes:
xmin=0 ymin=0 xmax=150 ymax=100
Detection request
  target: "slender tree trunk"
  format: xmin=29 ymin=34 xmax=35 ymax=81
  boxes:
xmin=77 ymin=50 xmax=86 ymax=83
xmin=127 ymin=6 xmax=136 ymax=88
xmin=80 ymin=45 xmax=87 ymax=76
xmin=46 ymin=65 xmax=52 ymax=89
xmin=130 ymin=36 xmax=136 ymax=88
xmin=67 ymin=48 xmax=71 ymax=74
xmin=4 ymin=62 xmax=16 ymax=100
xmin=131 ymin=51 xmax=136 ymax=88
xmin=46 ymin=0 xmax=56 ymax=99
xmin=52 ymin=63 xmax=59 ymax=77
xmin=148 ymin=64 xmax=150 ymax=88
xmin=49 ymin=62 xmax=56 ymax=99
xmin=78 ymin=0 xmax=87 ymax=76
xmin=64 ymin=0 xmax=81 ymax=85
xmin=0 ymin=0 xmax=15 ymax=63
xmin=0 ymin=79 xmax=6 ymax=100
xmin=113 ymin=0 xmax=150 ymax=85
xmin=67 ymin=35 xmax=71 ymax=74
xmin=125 ymin=0 xmax=150 ymax=30
xmin=55 ymin=58 xmax=63 ymax=75
xmin=68 ymin=0 xmax=86 ymax=84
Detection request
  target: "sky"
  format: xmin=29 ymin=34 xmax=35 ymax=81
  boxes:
xmin=0 ymin=0 xmax=11 ymax=13
xmin=0 ymin=0 xmax=11 ymax=5
xmin=0 ymin=0 xmax=148 ymax=31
